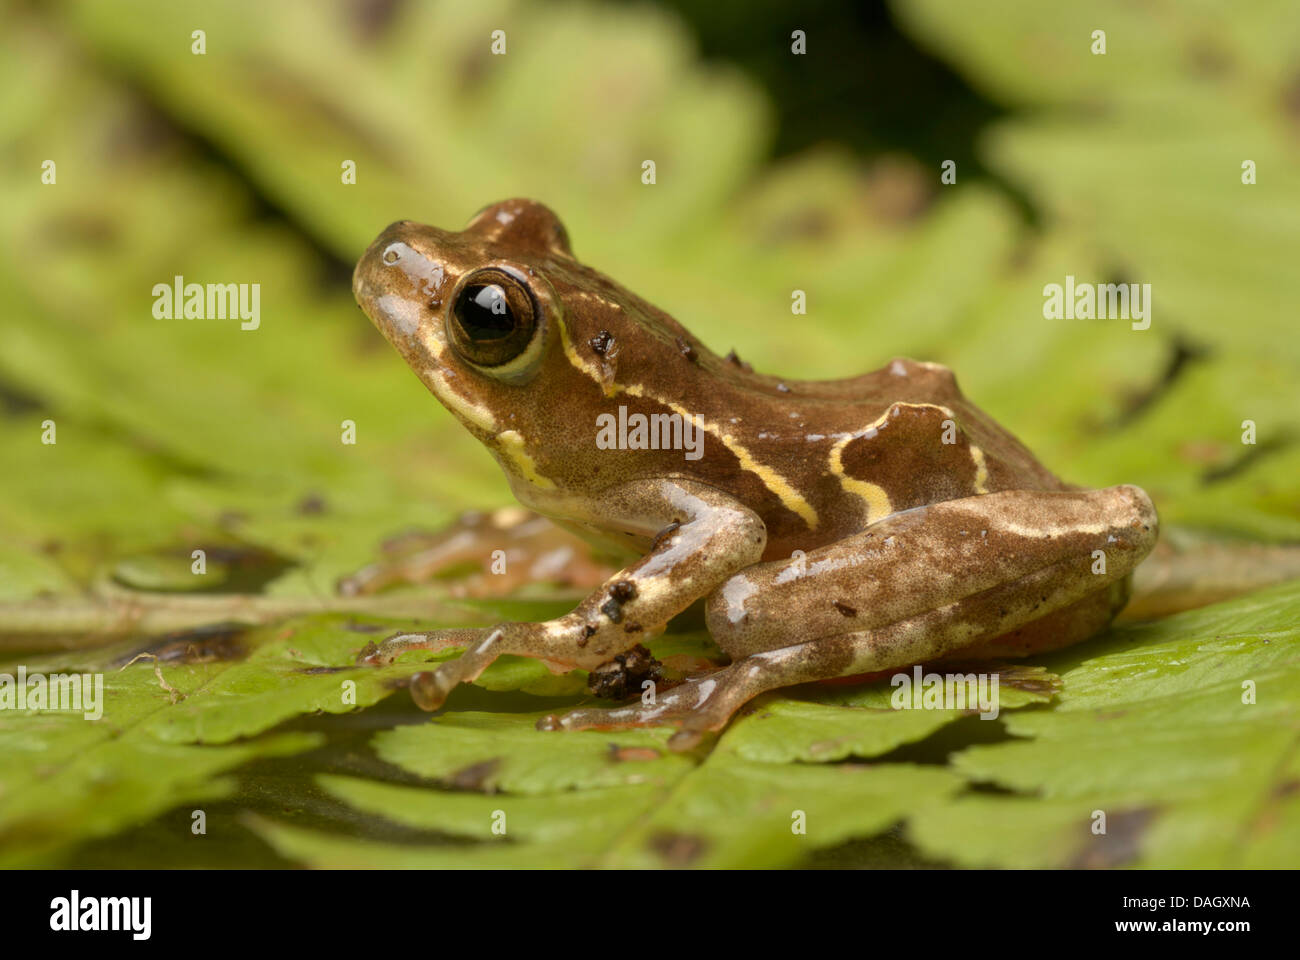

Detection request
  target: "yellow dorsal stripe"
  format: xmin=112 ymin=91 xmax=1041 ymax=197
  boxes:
xmin=554 ymin=314 xmax=819 ymax=529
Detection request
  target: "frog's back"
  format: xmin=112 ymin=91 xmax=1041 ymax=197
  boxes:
xmin=539 ymin=257 xmax=1066 ymax=557
xmin=661 ymin=354 xmax=1069 ymax=557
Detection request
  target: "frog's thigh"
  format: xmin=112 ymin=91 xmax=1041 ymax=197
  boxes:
xmin=548 ymin=588 xmax=1092 ymax=748
xmin=706 ymin=485 xmax=1157 ymax=661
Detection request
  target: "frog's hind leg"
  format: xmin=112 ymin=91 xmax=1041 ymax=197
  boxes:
xmin=542 ymin=553 xmax=1124 ymax=751
xmin=545 ymin=485 xmax=1158 ymax=750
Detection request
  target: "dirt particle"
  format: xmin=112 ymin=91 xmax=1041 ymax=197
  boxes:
xmin=725 ymin=348 xmax=753 ymax=372
xmin=445 ymin=758 xmax=502 ymax=793
xmin=1068 ymin=808 xmax=1153 ymax=869
xmin=648 ymin=831 xmax=709 ymax=868
xmin=587 ymin=644 xmax=664 ymax=700
xmin=608 ymin=744 xmax=660 ymax=763
xmin=296 ymin=493 xmax=328 ymax=515
xmin=1272 ymin=779 xmax=1300 ymax=800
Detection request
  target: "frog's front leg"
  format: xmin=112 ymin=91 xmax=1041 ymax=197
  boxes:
xmin=358 ymin=479 xmax=766 ymax=711
xmin=549 ymin=485 xmax=1157 ymax=749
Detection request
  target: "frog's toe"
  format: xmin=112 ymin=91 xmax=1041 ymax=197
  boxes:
xmin=403 ymin=626 xmax=511 ymax=711
xmin=408 ymin=667 xmax=459 ymax=711
xmin=355 ymin=627 xmax=487 ymax=667
xmin=354 ymin=632 xmax=419 ymax=666
xmin=354 ymin=631 xmax=438 ymax=666
xmin=537 ymin=670 xmax=738 ymax=750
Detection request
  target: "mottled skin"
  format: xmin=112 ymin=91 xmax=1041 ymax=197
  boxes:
xmin=351 ymin=199 xmax=1158 ymax=749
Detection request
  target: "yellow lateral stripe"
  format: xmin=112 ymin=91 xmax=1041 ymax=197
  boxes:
xmin=554 ymin=315 xmax=819 ymax=528
xmin=623 ymin=384 xmax=820 ymax=530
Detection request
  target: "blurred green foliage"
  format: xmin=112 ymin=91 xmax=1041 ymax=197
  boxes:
xmin=0 ymin=0 xmax=1297 ymax=868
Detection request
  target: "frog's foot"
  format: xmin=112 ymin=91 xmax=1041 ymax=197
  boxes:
xmin=361 ymin=623 xmax=587 ymax=710
xmin=355 ymin=627 xmax=490 ymax=667
xmin=537 ymin=651 xmax=803 ymax=752
xmin=337 ymin=508 xmax=610 ymax=598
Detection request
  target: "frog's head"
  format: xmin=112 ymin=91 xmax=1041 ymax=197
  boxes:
xmin=353 ymin=199 xmax=647 ymax=509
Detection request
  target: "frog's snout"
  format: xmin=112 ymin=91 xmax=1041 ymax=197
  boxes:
xmin=352 ymin=221 xmax=424 ymax=313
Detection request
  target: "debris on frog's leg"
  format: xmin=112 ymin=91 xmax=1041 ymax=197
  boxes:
xmin=539 ymin=662 xmax=756 ymax=752
xmin=724 ymin=348 xmax=753 ymax=373
xmin=586 ymin=643 xmax=664 ymax=700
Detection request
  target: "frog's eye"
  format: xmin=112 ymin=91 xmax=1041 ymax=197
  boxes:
xmin=447 ymin=268 xmax=539 ymax=371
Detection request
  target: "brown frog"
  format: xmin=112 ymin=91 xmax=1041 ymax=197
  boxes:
xmin=350 ymin=198 xmax=1157 ymax=749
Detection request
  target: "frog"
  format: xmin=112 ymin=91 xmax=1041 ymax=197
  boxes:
xmin=350 ymin=198 xmax=1158 ymax=750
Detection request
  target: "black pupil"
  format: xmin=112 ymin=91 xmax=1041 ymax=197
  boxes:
xmin=458 ymin=284 xmax=515 ymax=340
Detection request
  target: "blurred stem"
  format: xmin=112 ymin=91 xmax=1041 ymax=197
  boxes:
xmin=0 ymin=577 xmax=479 ymax=652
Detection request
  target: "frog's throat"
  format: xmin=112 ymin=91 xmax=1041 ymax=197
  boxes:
xmin=553 ymin=313 xmax=821 ymax=531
